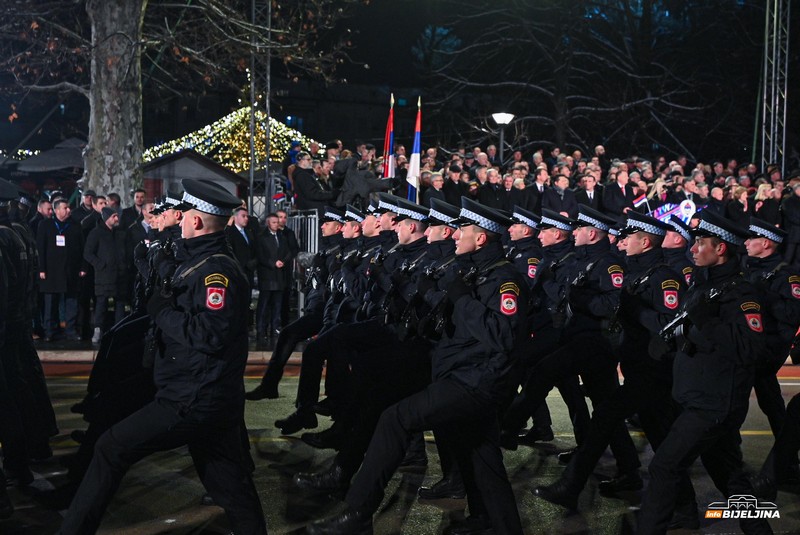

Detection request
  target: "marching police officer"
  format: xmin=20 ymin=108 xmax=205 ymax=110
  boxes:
xmin=743 ymin=218 xmax=800 ymax=436
xmin=307 ymin=197 xmax=529 ymax=535
xmin=664 ymin=215 xmax=695 ymax=286
xmin=534 ymin=213 xmax=693 ymax=520
xmin=60 ymin=179 xmax=267 ymax=535
xmin=501 ymin=205 xmax=640 ymax=480
xmin=636 ymin=209 xmax=772 ymax=535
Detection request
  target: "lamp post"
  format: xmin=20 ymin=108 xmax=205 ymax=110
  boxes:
xmin=492 ymin=112 xmax=514 ymax=165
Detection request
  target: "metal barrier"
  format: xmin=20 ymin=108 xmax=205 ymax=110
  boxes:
xmin=287 ymin=209 xmax=319 ymax=254
xmin=286 ymin=210 xmax=319 ymax=312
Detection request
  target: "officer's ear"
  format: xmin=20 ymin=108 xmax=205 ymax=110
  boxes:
xmin=715 ymin=240 xmax=728 ymax=257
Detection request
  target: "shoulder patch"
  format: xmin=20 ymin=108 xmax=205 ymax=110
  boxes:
xmin=528 ymin=258 xmax=540 ymax=264
xmin=740 ymin=301 xmax=761 ymax=312
xmin=500 ymin=293 xmax=518 ymax=316
xmin=661 ymin=280 xmax=680 ymax=290
xmin=682 ymin=267 xmax=693 ymax=274
xmin=500 ymin=282 xmax=520 ymax=295
xmin=206 ymin=287 xmax=226 ymax=310
xmin=791 ymin=283 xmax=800 ymax=299
xmin=607 ymin=264 xmax=623 ymax=274
xmin=790 ymin=275 xmax=800 ymax=283
xmin=745 ymin=313 xmax=763 ymax=333
xmin=205 ymin=273 xmax=229 ymax=287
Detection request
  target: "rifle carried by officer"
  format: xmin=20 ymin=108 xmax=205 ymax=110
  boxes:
xmin=396 ymin=255 xmax=458 ymax=341
xmin=660 ymin=280 xmax=738 ymax=341
xmin=380 ymin=249 xmax=428 ymax=323
xmin=552 ymin=260 xmax=597 ymax=328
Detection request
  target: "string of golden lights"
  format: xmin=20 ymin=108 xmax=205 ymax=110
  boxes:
xmin=143 ymin=107 xmax=320 ymax=173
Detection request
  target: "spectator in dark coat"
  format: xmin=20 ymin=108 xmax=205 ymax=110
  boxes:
xmin=225 ymin=207 xmax=258 ymax=286
xmin=83 ymin=208 xmax=127 ymax=343
xmin=71 ymin=189 xmax=96 ymax=224
xmin=255 ymin=213 xmax=291 ymax=339
xmin=542 ymin=175 xmax=579 ymax=218
xmin=752 ymin=183 xmax=780 ymax=226
xmin=442 ymin=167 xmax=468 ymax=206
xmin=782 ymin=184 xmax=800 ymax=266
xmin=120 ymin=188 xmax=146 ymax=230
xmin=527 ymin=166 xmax=550 ymax=214
xmin=575 ymin=173 xmax=603 ymax=212
xmin=602 ymin=169 xmax=636 ymax=217
xmin=37 ymin=198 xmax=86 ymax=341
xmin=422 ymin=172 xmax=445 ymax=207
xmin=726 ymin=186 xmax=750 ymax=227
xmin=477 ymin=169 xmax=503 ymax=208
xmin=277 ymin=209 xmax=299 ymax=326
xmin=705 ymin=186 xmax=728 ymax=216
xmin=294 ymin=152 xmax=338 ymax=214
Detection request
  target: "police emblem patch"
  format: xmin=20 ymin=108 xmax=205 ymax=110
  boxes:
xmin=791 ymin=283 xmax=800 ymax=299
xmin=206 ymin=287 xmax=226 ymax=310
xmin=527 ymin=265 xmax=537 ymax=278
xmin=745 ymin=313 xmax=763 ymax=333
xmin=500 ymin=293 xmax=518 ymax=315
xmin=610 ymin=273 xmax=623 ymax=288
xmin=664 ymin=290 xmax=678 ymax=310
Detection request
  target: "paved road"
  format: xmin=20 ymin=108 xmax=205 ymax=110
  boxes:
xmin=2 ymin=363 xmax=799 ymax=534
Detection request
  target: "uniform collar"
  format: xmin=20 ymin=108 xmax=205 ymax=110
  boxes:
xmin=626 ymin=247 xmax=664 ymax=273
xmin=175 ymin=231 xmax=228 ymax=262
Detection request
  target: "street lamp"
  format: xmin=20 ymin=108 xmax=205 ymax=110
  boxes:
xmin=492 ymin=112 xmax=515 ymax=165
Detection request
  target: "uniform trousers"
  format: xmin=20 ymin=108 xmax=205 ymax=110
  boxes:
xmin=59 ymin=398 xmax=267 ymax=535
xmin=258 ymin=309 xmax=322 ymax=390
xmin=562 ymin=359 xmax=695 ymax=505
xmin=753 ymin=355 xmax=787 ymax=436
xmin=637 ymin=407 xmax=772 ymax=535
xmin=761 ymin=393 xmax=800 ymax=483
xmin=504 ymin=332 xmax=640 ymax=474
xmin=346 ymin=377 xmax=523 ymax=535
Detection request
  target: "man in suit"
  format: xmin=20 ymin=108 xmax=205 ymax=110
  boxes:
xmin=542 ymin=175 xmax=578 ymax=219
xmin=575 ymin=173 xmax=603 ymax=211
xmin=255 ymin=213 xmax=291 ymax=339
xmin=528 ymin=166 xmax=550 ymax=214
xmin=477 ymin=168 xmax=503 ymax=208
xmin=225 ymin=207 xmax=257 ymax=287
xmin=602 ymin=168 xmax=636 ymax=217
xmin=277 ymin=209 xmax=299 ymax=327
xmin=294 ymin=152 xmax=338 ymax=215
xmin=422 ymin=172 xmax=445 ymax=207
xmin=120 ymin=189 xmax=146 ymax=230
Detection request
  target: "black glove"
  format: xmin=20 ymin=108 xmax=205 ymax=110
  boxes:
xmin=368 ymin=261 xmax=386 ymax=278
xmin=147 ymin=289 xmax=173 ymax=318
xmin=686 ymin=297 xmax=720 ymax=327
xmin=342 ymin=253 xmax=361 ymax=270
xmin=416 ymin=274 xmax=437 ymax=296
xmin=445 ymin=277 xmax=472 ymax=304
xmin=312 ymin=253 xmax=326 ymax=269
xmin=390 ymin=269 xmax=409 ymax=286
xmin=134 ymin=241 xmax=148 ymax=260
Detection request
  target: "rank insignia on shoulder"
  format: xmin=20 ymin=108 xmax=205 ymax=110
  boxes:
xmin=661 ymin=280 xmax=680 ymax=290
xmin=745 ymin=313 xmax=763 ymax=332
xmin=740 ymin=301 xmax=761 ymax=312
xmin=789 ymin=275 xmax=800 ymax=283
xmin=499 ymin=282 xmax=520 ymax=295
xmin=791 ymin=283 xmax=800 ymax=299
xmin=206 ymin=287 xmax=226 ymax=310
xmin=500 ymin=293 xmax=518 ymax=316
xmin=205 ymin=273 xmax=229 ymax=287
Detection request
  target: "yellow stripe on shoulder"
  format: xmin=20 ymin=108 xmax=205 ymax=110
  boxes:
xmin=205 ymin=273 xmax=229 ymax=287
xmin=740 ymin=301 xmax=761 ymax=312
xmin=661 ymin=280 xmax=680 ymax=290
xmin=500 ymin=282 xmax=520 ymax=295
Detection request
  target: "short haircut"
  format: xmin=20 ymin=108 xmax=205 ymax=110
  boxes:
xmin=266 ymin=213 xmax=279 ymax=219
xmin=133 ymin=188 xmax=146 ymax=196
xmin=53 ymin=199 xmax=68 ymax=210
xmin=38 ymin=199 xmax=51 ymax=208
xmin=92 ymin=195 xmax=107 ymax=204
xmin=108 ymin=192 xmax=121 ymax=203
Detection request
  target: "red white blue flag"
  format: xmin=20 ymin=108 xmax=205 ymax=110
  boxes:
xmin=406 ymin=97 xmax=421 ymax=202
xmin=383 ymin=94 xmax=395 ymax=179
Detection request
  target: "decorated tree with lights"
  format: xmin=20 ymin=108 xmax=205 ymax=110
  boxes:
xmin=0 ymin=0 xmax=361 ymax=196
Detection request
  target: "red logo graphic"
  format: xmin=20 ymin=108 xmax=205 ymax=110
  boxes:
xmin=610 ymin=273 xmax=623 ymax=288
xmin=527 ymin=265 xmax=537 ymax=279
xmin=206 ymin=287 xmax=226 ymax=310
xmin=500 ymin=293 xmax=518 ymax=316
xmin=745 ymin=313 xmax=763 ymax=333
xmin=664 ymin=290 xmax=678 ymax=310
xmin=791 ymin=284 xmax=800 ymax=299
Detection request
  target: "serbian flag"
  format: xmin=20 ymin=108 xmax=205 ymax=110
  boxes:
xmin=406 ymin=97 xmax=422 ymax=202
xmin=382 ymin=94 xmax=395 ymax=179
xmin=633 ymin=193 xmax=648 ymax=208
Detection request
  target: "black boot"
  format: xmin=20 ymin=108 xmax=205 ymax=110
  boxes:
xmin=275 ymin=410 xmax=317 ymax=435
xmin=532 ymin=479 xmax=579 ymax=510
xmin=597 ymin=471 xmax=643 ymax=494
xmin=301 ymin=422 xmax=347 ymax=450
xmin=306 ymin=506 xmax=373 ymax=535
xmin=517 ymin=425 xmax=554 ymax=445
xmin=245 ymin=382 xmax=279 ymax=401
xmin=418 ymin=476 xmax=466 ymax=500
xmin=293 ymin=462 xmax=350 ymax=493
